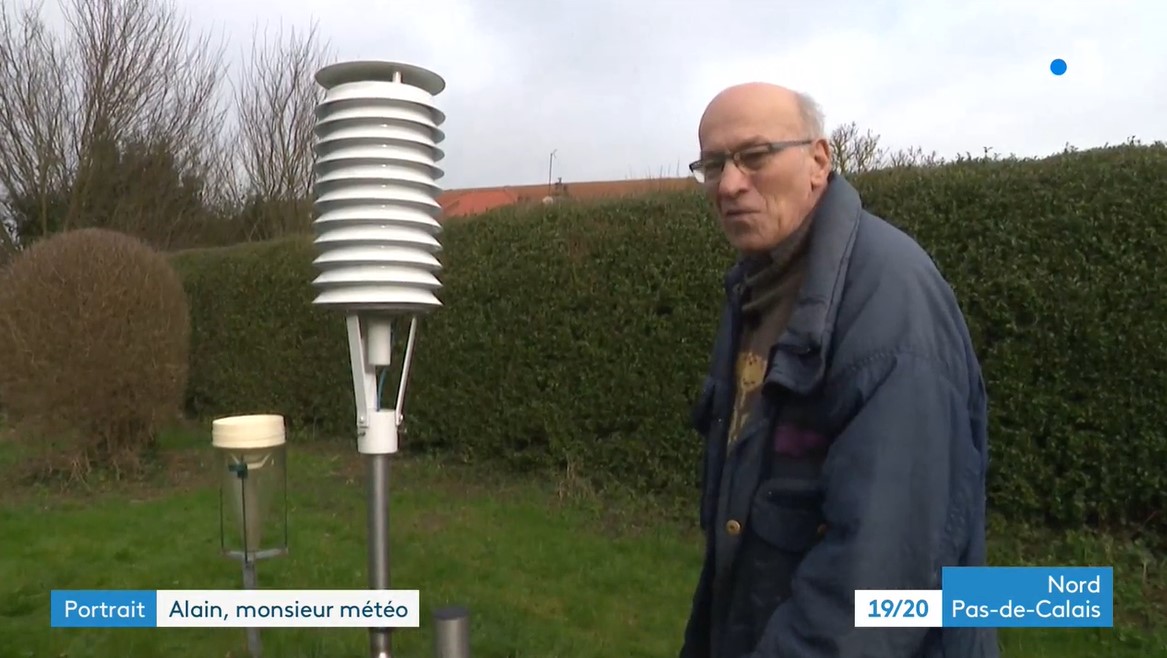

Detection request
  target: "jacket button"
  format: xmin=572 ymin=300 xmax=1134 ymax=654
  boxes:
xmin=725 ymin=520 xmax=742 ymax=535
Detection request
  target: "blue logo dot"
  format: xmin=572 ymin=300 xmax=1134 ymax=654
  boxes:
xmin=1050 ymin=58 xmax=1067 ymax=76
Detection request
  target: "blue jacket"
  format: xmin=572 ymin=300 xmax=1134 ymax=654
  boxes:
xmin=680 ymin=174 xmax=1000 ymax=658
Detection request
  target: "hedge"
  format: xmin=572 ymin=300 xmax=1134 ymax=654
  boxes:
xmin=170 ymin=143 xmax=1167 ymax=535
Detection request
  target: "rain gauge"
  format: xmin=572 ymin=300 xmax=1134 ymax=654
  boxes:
xmin=213 ymin=413 xmax=289 ymax=657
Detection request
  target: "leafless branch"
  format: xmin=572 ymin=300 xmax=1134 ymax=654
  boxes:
xmin=232 ymin=19 xmax=331 ymax=240
xmin=60 ymin=0 xmax=229 ymax=244
xmin=0 ymin=0 xmax=230 ymax=251
xmin=829 ymin=121 xmax=883 ymax=177
xmin=0 ymin=0 xmax=71 ymax=249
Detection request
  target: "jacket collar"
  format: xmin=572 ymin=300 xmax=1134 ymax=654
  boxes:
xmin=723 ymin=172 xmax=864 ymax=393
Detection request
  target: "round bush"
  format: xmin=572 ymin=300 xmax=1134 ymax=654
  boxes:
xmin=0 ymin=228 xmax=191 ymax=477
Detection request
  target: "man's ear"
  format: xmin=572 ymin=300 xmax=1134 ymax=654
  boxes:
xmin=812 ymin=138 xmax=832 ymax=183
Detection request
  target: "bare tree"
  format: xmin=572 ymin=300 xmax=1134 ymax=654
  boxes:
xmin=0 ymin=0 xmax=229 ymax=251
xmin=0 ymin=1 xmax=71 ymax=256
xmin=232 ymin=20 xmax=332 ymax=240
xmin=829 ymin=121 xmax=883 ymax=177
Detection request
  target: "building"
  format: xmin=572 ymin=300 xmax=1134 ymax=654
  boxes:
xmin=437 ymin=177 xmax=699 ymax=219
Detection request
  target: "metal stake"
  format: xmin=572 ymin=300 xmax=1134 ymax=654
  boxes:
xmin=433 ymin=607 xmax=471 ymax=658
xmin=368 ymin=453 xmax=392 ymax=658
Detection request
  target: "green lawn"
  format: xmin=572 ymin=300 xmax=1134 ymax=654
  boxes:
xmin=0 ymin=427 xmax=1163 ymax=658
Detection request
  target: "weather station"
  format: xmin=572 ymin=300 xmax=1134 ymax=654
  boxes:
xmin=311 ymin=59 xmax=472 ymax=658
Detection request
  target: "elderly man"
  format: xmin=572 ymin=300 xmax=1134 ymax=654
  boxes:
xmin=679 ymin=83 xmax=999 ymax=658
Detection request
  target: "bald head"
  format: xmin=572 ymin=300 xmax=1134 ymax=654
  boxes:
xmin=699 ymin=83 xmax=824 ymax=146
xmin=694 ymin=82 xmax=832 ymax=255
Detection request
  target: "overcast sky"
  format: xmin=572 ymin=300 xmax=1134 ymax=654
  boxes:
xmin=188 ymin=0 xmax=1165 ymax=189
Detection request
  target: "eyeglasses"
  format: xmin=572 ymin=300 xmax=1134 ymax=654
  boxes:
xmin=688 ymin=139 xmax=814 ymax=184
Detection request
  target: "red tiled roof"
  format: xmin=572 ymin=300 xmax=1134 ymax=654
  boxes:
xmin=437 ymin=188 xmax=520 ymax=218
xmin=438 ymin=177 xmax=698 ymax=219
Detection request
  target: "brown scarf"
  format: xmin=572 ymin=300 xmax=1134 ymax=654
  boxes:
xmin=740 ymin=217 xmax=814 ymax=320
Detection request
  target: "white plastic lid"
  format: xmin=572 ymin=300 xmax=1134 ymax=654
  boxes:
xmin=212 ymin=414 xmax=287 ymax=450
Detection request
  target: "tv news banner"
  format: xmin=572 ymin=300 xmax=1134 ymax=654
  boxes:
xmin=49 ymin=567 xmax=1111 ymax=630
xmin=856 ymin=566 xmax=1113 ymax=630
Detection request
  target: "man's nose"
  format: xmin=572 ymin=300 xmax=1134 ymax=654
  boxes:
xmin=717 ymin=160 xmax=750 ymax=198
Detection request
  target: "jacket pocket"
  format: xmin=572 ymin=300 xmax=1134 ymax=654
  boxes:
xmin=749 ymin=477 xmax=823 ymax=552
xmin=739 ymin=476 xmax=824 ymax=622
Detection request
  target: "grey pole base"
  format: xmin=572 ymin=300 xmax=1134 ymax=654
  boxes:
xmin=432 ymin=606 xmax=471 ymax=658
xmin=368 ymin=454 xmax=393 ymax=658
xmin=242 ymin=559 xmax=262 ymax=657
